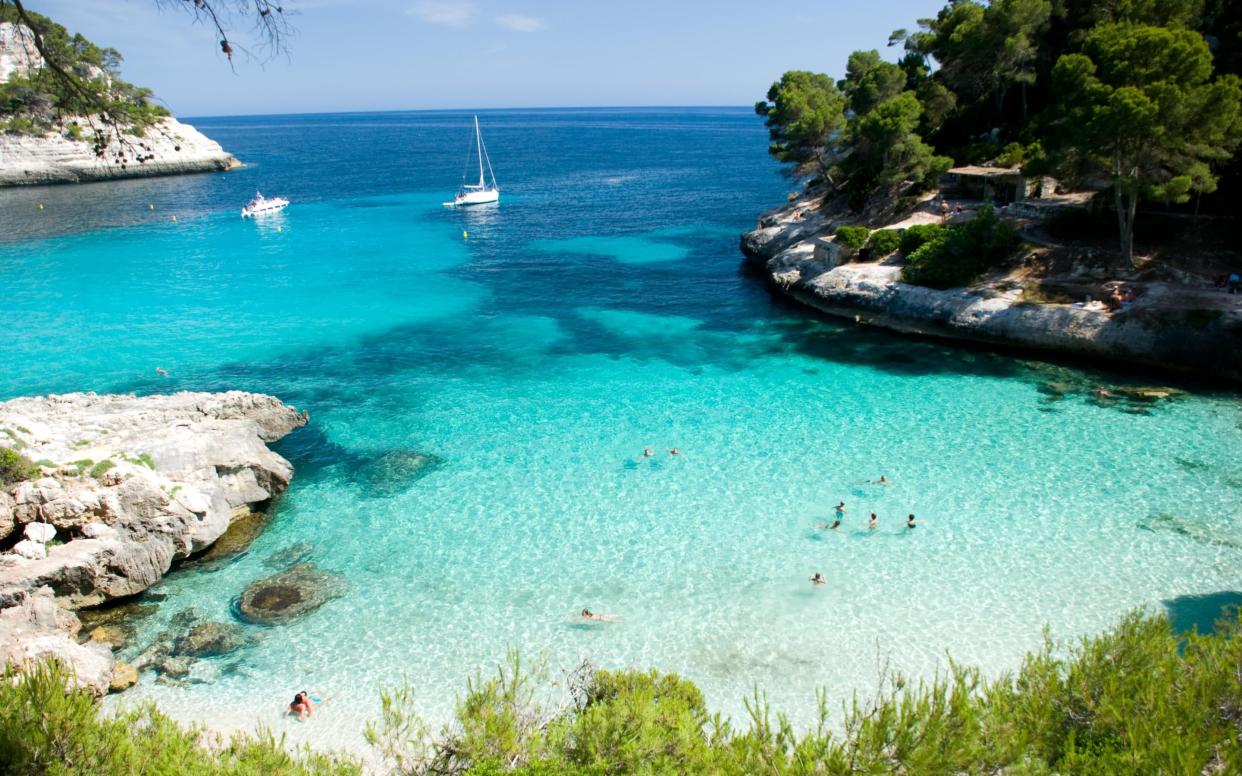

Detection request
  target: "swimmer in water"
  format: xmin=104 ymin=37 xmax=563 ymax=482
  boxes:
xmin=288 ymin=690 xmax=314 ymax=720
xmin=906 ymin=514 xmax=917 ymax=528
xmin=809 ymin=572 xmax=826 ymax=585
xmin=642 ymin=448 xmax=655 ymax=458
xmin=669 ymin=448 xmax=681 ymax=456
xmin=818 ymin=518 xmax=842 ymax=531
xmin=581 ymin=608 xmax=618 ymax=622
xmin=869 ymin=512 xmax=878 ymax=530
xmin=834 ymin=501 xmax=846 ymax=517
xmin=870 ymin=474 xmax=889 ymax=485
xmin=154 ymin=366 xmax=168 ymax=377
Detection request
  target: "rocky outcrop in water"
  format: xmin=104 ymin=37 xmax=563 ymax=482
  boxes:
xmin=237 ymin=562 xmax=346 ymax=625
xmin=0 ymin=391 xmax=307 ymax=694
xmin=741 ymin=202 xmax=1242 ymax=383
xmin=0 ymin=116 xmax=240 ymax=186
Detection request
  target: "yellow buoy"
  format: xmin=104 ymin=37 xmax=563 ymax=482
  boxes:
xmin=37 ymin=203 xmax=43 ymax=210
xmin=170 ymin=215 xmax=177 ymax=222
xmin=462 ymin=230 xmax=469 ymax=240
xmin=148 ymin=204 xmax=154 ymax=210
xmin=276 ymin=226 xmax=283 ymax=232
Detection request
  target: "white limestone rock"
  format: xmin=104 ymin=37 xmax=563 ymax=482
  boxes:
xmin=0 ymin=588 xmax=114 ymax=697
xmin=23 ymin=522 xmax=56 ymax=543
xmin=11 ymin=540 xmax=46 ymax=561
xmin=740 ymin=203 xmax=1242 ymax=382
xmin=0 ymin=391 xmax=307 ymax=609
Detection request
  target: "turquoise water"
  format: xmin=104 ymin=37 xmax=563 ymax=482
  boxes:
xmin=1 ymin=109 xmax=1239 ymax=753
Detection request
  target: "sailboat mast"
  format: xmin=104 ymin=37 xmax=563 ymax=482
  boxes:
xmin=475 ymin=116 xmax=485 ymax=188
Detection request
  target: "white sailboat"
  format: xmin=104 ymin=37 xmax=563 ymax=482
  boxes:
xmin=445 ymin=116 xmax=499 ymax=207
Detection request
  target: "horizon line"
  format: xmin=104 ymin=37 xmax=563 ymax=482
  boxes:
xmin=182 ymin=104 xmax=755 ymax=121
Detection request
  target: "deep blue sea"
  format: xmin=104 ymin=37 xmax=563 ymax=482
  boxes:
xmin=1 ymin=109 xmax=1239 ymax=752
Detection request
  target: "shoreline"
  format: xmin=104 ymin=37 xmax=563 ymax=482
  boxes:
xmin=0 ymin=391 xmax=307 ymax=696
xmin=739 ymin=198 xmax=1242 ymax=385
xmin=0 ymin=116 xmax=240 ymax=187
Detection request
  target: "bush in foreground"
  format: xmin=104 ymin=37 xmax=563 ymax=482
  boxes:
xmin=4 ymin=610 xmax=1241 ymax=774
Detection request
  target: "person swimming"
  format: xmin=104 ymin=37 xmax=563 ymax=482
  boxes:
xmin=288 ymin=690 xmax=314 ymax=720
xmin=906 ymin=514 xmax=917 ymax=528
xmin=642 ymin=448 xmax=655 ymax=458
xmin=809 ymin=572 xmax=826 ymax=585
xmin=668 ymin=448 xmax=681 ymax=456
xmin=870 ymin=474 xmax=889 ymax=485
xmin=834 ymin=501 xmax=846 ymax=518
xmin=869 ymin=512 xmax=878 ymax=530
xmin=154 ymin=366 xmax=168 ymax=377
xmin=818 ymin=518 xmax=842 ymax=531
xmin=581 ymin=608 xmax=618 ymax=622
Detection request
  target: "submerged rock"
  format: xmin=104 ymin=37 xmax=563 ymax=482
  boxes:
xmin=109 ymin=662 xmax=138 ymax=692
xmin=1137 ymin=513 xmax=1242 ymax=549
xmin=87 ymin=624 xmax=132 ymax=650
xmin=187 ymin=509 xmax=270 ymax=568
xmin=355 ymin=449 xmax=444 ymax=495
xmin=77 ymin=600 xmax=159 ymax=633
xmin=263 ymin=541 xmax=315 ymax=569
xmin=236 ymin=562 xmax=346 ymax=625
xmin=173 ymin=621 xmax=251 ymax=658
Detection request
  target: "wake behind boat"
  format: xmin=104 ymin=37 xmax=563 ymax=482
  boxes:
xmin=241 ymin=191 xmax=289 ymax=218
xmin=444 ymin=116 xmax=500 ymax=207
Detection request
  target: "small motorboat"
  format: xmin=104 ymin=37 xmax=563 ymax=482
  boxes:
xmin=241 ymin=191 xmax=289 ymax=217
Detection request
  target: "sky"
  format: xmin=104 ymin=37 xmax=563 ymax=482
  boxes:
xmin=29 ymin=0 xmax=941 ymax=117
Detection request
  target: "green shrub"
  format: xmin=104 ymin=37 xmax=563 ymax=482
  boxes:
xmin=1 ymin=609 xmax=1240 ymax=774
xmin=865 ymin=229 xmax=902 ymax=258
xmin=833 ymin=225 xmax=870 ymax=250
xmin=0 ymin=661 xmax=361 ymax=775
xmin=902 ymin=205 xmax=1020 ymax=289
xmin=88 ymin=459 xmax=115 ymax=479
xmin=0 ymin=448 xmax=38 ymax=485
xmin=899 ymin=222 xmax=946 ymax=255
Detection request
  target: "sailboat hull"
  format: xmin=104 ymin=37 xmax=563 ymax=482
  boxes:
xmin=448 ymin=189 xmax=500 ymax=207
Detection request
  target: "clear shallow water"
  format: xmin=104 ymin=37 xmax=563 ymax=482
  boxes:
xmin=1 ymin=109 xmax=1240 ymax=753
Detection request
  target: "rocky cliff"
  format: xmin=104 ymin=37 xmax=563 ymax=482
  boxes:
xmin=0 ymin=115 xmax=240 ymax=186
xmin=0 ymin=21 xmax=239 ymax=186
xmin=741 ymin=202 xmax=1242 ymax=383
xmin=0 ymin=391 xmax=307 ymax=695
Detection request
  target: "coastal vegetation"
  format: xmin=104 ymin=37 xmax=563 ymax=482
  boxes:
xmin=756 ymin=0 xmax=1242 ymax=267
xmin=4 ymin=609 xmax=1241 ymax=774
xmin=0 ymin=447 xmax=37 ymax=486
xmin=0 ymin=6 xmax=169 ymax=137
xmin=902 ymin=204 xmax=1021 ymax=288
